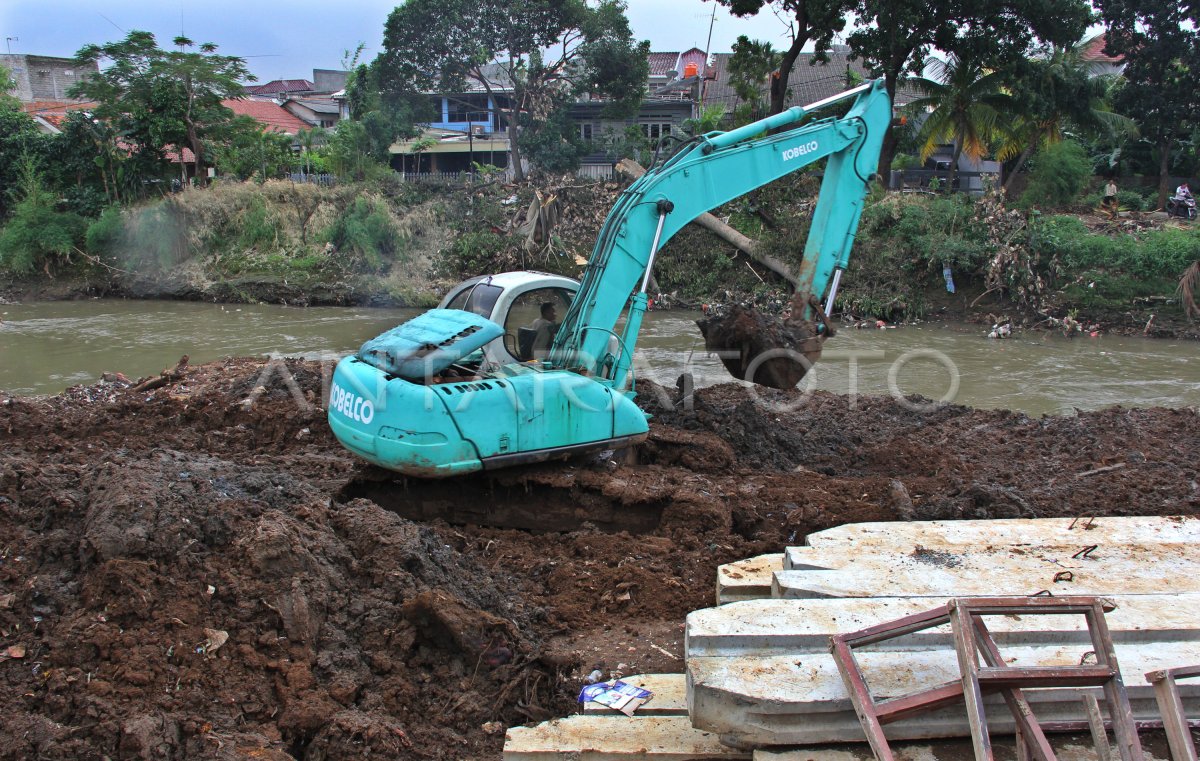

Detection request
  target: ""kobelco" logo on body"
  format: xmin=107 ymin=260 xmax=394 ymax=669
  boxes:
xmin=782 ymin=141 xmax=820 ymax=161
xmin=331 ymin=383 xmax=375 ymax=424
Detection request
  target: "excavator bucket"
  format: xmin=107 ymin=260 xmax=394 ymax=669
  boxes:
xmin=696 ymin=294 xmax=827 ymax=390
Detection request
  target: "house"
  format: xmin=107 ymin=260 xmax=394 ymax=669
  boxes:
xmin=0 ymin=53 xmax=98 ymax=103
xmin=701 ymin=45 xmax=908 ymax=118
xmin=223 ymin=99 xmax=311 ymax=135
xmin=20 ymin=100 xmax=96 ymax=134
xmin=1079 ymin=32 xmax=1124 ymax=77
xmin=389 ymin=63 xmax=513 ymax=174
xmin=283 ymin=98 xmax=341 ymax=128
xmin=245 ymin=78 xmax=318 ymax=99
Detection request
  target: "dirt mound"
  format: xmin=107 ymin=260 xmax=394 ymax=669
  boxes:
xmin=1 ymin=358 xmax=1197 ymax=759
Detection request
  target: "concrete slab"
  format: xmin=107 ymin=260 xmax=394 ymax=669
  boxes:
xmin=581 ymin=675 xmax=688 ymax=716
xmin=800 ymin=516 xmax=1200 ymax=552
xmin=717 ymin=554 xmax=784 ymax=605
xmin=688 ymin=645 xmax=1200 ymax=747
xmin=687 ymin=595 xmax=1200 ymax=657
xmin=503 ymin=715 xmax=750 ymax=760
xmin=773 ymin=543 xmax=1200 ymax=599
xmin=784 ymin=541 xmax=1195 ymax=575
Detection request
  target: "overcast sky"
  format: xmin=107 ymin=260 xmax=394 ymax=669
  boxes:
xmin=0 ymin=1 xmax=799 ymax=83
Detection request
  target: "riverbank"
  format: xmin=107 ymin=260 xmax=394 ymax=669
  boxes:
xmin=0 ymin=357 xmax=1196 ymax=759
xmin=2 ymin=177 xmax=1197 ymax=338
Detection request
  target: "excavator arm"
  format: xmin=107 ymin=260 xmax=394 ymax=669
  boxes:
xmin=549 ymin=79 xmax=892 ymax=390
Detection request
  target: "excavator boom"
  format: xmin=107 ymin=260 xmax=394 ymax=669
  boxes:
xmin=550 ymin=79 xmax=892 ymax=389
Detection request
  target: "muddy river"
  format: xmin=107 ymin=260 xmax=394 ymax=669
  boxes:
xmin=1 ymin=299 xmax=1198 ymax=414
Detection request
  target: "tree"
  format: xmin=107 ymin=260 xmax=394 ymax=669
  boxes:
xmin=70 ymin=31 xmax=252 ymax=185
xmin=0 ymin=104 xmax=49 ymax=220
xmin=715 ymin=0 xmax=855 ymax=118
xmin=374 ymin=0 xmax=649 ymax=181
xmin=1100 ymin=0 xmax=1200 ymax=208
xmin=727 ymin=37 xmax=781 ymax=121
xmin=848 ymin=0 xmax=1093 ymax=172
xmin=906 ymin=53 xmax=1011 ymax=189
xmin=998 ymin=43 xmax=1135 ymax=193
xmin=211 ymin=117 xmax=295 ymax=182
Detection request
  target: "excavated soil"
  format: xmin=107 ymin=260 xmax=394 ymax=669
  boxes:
xmin=1 ymin=358 xmax=1198 ymax=760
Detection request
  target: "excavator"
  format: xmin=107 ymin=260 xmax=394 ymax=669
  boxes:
xmin=328 ymin=79 xmax=891 ymax=478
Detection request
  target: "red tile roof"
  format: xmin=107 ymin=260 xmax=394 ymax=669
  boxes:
xmin=1081 ymin=33 xmax=1123 ymax=64
xmin=246 ymin=78 xmax=315 ymax=96
xmin=222 ymin=98 xmax=310 ymax=135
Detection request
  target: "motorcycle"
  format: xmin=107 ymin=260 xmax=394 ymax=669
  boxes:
xmin=1167 ymin=196 xmax=1197 ymax=220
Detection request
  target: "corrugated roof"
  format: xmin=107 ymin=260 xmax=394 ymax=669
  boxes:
xmin=703 ymin=49 xmax=917 ymax=113
xmin=246 ymin=79 xmax=315 ymax=96
xmin=289 ymin=98 xmax=340 ymax=114
xmin=222 ymin=98 xmax=310 ymax=134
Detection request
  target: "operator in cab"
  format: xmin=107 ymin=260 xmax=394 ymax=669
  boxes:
xmin=530 ymin=302 xmax=559 ymax=357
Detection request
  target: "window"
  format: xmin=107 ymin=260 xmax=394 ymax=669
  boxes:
xmin=503 ymin=288 xmax=574 ymax=360
xmin=641 ymin=122 xmax=673 ymax=141
xmin=579 ymin=123 xmax=594 ymax=142
xmin=463 ymin=283 xmax=504 ymax=318
xmin=447 ymin=95 xmax=490 ymax=124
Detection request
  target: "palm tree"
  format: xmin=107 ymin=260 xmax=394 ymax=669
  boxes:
xmin=907 ymin=54 xmax=1012 ymax=190
xmin=997 ymin=42 xmax=1136 ymax=193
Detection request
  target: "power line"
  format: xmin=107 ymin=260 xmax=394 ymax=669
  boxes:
xmin=97 ymin=13 xmax=126 ymax=34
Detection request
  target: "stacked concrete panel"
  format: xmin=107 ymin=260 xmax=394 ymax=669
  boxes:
xmin=693 ymin=516 xmax=1200 ymax=749
xmin=505 ymin=516 xmax=1200 ymax=759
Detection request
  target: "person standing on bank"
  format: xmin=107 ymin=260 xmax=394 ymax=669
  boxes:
xmin=1103 ymin=179 xmax=1118 ymax=212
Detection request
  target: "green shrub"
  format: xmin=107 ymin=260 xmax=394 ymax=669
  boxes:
xmin=238 ymin=196 xmax=279 ymax=250
xmin=433 ymin=230 xmax=509 ymax=279
xmin=325 ymin=196 xmax=403 ymax=270
xmin=0 ymin=186 xmax=87 ymax=274
xmin=1019 ymin=141 xmax=1091 ymax=208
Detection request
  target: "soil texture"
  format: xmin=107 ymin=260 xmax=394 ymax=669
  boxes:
xmin=1 ymin=358 xmax=1197 ymax=759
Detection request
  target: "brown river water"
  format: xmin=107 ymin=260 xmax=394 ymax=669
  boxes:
xmin=1 ymin=299 xmax=1198 ymax=415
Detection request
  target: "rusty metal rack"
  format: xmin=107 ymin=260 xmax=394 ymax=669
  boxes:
xmin=831 ymin=596 xmax=1144 ymax=761
xmin=1146 ymin=664 xmax=1200 ymax=761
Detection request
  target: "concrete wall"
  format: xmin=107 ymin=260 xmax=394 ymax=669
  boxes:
xmin=0 ymin=54 xmax=97 ymax=102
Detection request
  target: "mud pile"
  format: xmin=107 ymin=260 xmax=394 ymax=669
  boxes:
xmin=696 ymin=297 xmax=828 ymax=389
xmin=1 ymin=358 xmax=1196 ymax=759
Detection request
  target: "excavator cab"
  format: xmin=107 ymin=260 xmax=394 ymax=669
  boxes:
xmin=437 ymin=272 xmax=578 ymax=369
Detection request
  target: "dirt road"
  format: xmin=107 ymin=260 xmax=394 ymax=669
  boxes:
xmin=1 ymin=358 xmax=1196 ymax=759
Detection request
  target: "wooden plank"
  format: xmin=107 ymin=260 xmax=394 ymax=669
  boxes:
xmin=1150 ymin=675 xmax=1199 ymax=761
xmin=1083 ymin=694 xmax=1113 ymax=761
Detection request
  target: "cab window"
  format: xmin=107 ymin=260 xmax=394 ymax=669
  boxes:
xmin=504 ymin=287 xmax=574 ymax=359
xmin=453 ymin=283 xmax=501 ymax=314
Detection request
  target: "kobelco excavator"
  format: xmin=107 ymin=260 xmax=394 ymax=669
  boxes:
xmin=328 ymin=79 xmax=891 ymax=477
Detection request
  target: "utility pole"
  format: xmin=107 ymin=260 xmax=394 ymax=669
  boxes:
xmin=700 ymin=7 xmax=716 ymax=108
xmin=5 ymin=37 xmax=17 ymax=54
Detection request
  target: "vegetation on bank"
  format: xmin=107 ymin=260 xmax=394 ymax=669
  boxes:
xmin=2 ymin=169 xmax=1197 ymax=332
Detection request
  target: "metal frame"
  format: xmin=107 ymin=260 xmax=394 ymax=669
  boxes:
xmin=1146 ymin=665 xmax=1200 ymax=761
xmin=830 ymin=596 xmax=1144 ymax=761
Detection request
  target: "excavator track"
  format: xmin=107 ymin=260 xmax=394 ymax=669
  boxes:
xmin=335 ymin=462 xmax=669 ymax=533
